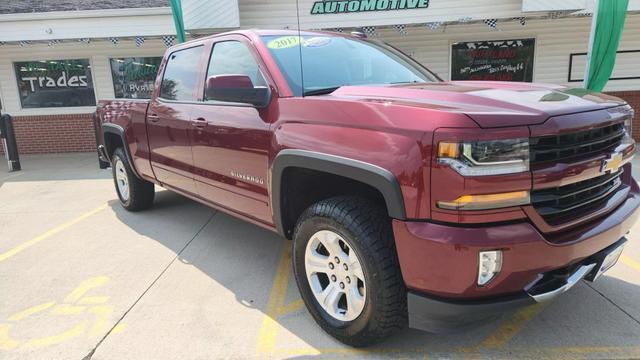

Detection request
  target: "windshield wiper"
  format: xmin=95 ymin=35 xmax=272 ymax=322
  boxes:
xmin=389 ymin=80 xmax=421 ymax=84
xmin=303 ymin=86 xmax=341 ymax=96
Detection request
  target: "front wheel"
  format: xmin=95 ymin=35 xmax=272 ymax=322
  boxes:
xmin=292 ymin=196 xmax=407 ymax=347
xmin=111 ymin=147 xmax=155 ymax=211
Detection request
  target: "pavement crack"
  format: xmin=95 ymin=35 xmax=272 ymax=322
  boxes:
xmin=585 ymin=281 xmax=640 ymax=326
xmin=82 ymin=211 xmax=217 ymax=360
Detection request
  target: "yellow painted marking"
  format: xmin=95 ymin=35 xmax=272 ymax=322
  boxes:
xmin=0 ymin=324 xmax=19 ymax=350
xmin=277 ymin=299 xmax=304 ymax=316
xmin=111 ymin=323 xmax=126 ymax=335
xmin=77 ymin=296 xmax=110 ymax=305
xmin=480 ymin=303 xmax=546 ymax=348
xmin=51 ymin=305 xmax=86 ymax=315
xmin=24 ymin=323 xmax=86 ymax=348
xmin=0 ymin=276 xmax=122 ymax=351
xmin=64 ymin=276 xmax=110 ymax=303
xmin=7 ymin=302 xmax=55 ymax=322
xmin=622 ymin=255 xmax=640 ymax=272
xmin=88 ymin=305 xmax=115 ymax=336
xmin=0 ymin=204 xmax=108 ymax=262
xmin=256 ymin=243 xmax=292 ymax=354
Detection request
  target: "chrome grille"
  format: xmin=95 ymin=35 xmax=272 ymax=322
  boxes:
xmin=531 ymin=170 xmax=623 ymax=226
xmin=530 ymin=123 xmax=625 ymax=164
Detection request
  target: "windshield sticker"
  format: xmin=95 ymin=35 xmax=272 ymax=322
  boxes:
xmin=303 ymin=37 xmax=332 ymax=48
xmin=267 ymin=36 xmax=301 ymax=49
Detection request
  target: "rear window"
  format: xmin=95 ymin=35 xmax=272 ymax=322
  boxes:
xmin=160 ymin=46 xmax=204 ymax=101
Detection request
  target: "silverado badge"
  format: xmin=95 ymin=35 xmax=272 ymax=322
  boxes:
xmin=230 ymin=171 xmax=265 ymax=185
xmin=601 ymin=151 xmax=624 ymax=174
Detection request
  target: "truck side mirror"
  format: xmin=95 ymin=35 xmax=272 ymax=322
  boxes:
xmin=205 ymin=75 xmax=270 ymax=108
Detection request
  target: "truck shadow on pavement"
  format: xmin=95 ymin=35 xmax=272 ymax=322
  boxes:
xmin=108 ymin=189 xmax=640 ymax=358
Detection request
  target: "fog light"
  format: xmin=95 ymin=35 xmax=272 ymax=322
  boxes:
xmin=478 ymin=250 xmax=502 ymax=286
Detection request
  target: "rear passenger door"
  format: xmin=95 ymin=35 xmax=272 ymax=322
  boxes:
xmin=189 ymin=37 xmax=274 ymax=224
xmin=147 ymin=45 xmax=205 ymax=195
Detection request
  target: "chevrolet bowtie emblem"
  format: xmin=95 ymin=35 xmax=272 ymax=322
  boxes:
xmin=601 ymin=151 xmax=624 ymax=174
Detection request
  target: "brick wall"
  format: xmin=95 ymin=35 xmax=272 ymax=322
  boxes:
xmin=607 ymin=91 xmax=640 ymax=141
xmin=0 ymin=113 xmax=95 ymax=155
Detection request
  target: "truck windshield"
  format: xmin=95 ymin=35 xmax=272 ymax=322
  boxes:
xmin=261 ymin=35 xmax=439 ymax=96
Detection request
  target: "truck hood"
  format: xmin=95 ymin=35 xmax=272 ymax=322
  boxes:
xmin=329 ymin=81 xmax=626 ymax=128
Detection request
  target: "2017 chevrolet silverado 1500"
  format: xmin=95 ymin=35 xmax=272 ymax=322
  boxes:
xmin=94 ymin=30 xmax=638 ymax=346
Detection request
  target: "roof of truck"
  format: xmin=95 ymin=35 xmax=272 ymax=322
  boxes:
xmin=178 ymin=28 xmax=355 ymax=47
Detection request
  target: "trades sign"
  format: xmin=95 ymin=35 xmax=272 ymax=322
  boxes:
xmin=451 ymin=39 xmax=535 ymax=82
xmin=14 ymin=59 xmax=96 ymax=108
xmin=311 ymin=0 xmax=429 ymax=14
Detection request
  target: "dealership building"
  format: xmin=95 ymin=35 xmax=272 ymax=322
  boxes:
xmin=0 ymin=0 xmax=639 ymax=154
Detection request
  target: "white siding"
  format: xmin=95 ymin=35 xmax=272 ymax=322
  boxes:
xmin=371 ymin=14 xmax=640 ymax=91
xmin=522 ymin=0 xmax=587 ymax=12
xmin=238 ymin=0 xmax=640 ymax=29
xmin=183 ymin=0 xmax=240 ymax=31
xmin=0 ymin=39 xmax=167 ymax=116
xmin=0 ymin=8 xmax=174 ymax=42
xmin=239 ymin=0 xmax=526 ymax=29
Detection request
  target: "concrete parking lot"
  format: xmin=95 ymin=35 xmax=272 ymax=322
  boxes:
xmin=1 ymin=153 xmax=640 ymax=360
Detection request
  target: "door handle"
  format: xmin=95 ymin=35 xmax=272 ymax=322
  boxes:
xmin=148 ymin=114 xmax=160 ymax=123
xmin=191 ymin=118 xmax=208 ymax=128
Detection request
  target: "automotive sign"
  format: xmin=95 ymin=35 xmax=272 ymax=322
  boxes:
xmin=310 ymin=0 xmax=429 ymax=14
xmin=451 ymin=39 xmax=535 ymax=82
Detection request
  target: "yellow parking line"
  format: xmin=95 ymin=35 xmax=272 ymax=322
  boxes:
xmin=621 ymin=255 xmax=640 ymax=272
xmin=480 ymin=303 xmax=546 ymax=348
xmin=0 ymin=203 xmax=108 ymax=262
xmin=278 ymin=299 xmax=304 ymax=316
xmin=256 ymin=242 xmax=292 ymax=354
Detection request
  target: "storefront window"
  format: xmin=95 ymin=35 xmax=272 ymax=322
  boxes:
xmin=110 ymin=57 xmax=162 ymax=99
xmin=14 ymin=59 xmax=96 ymax=108
xmin=451 ymin=39 xmax=535 ymax=82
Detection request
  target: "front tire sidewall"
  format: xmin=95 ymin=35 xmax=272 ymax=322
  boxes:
xmin=293 ymin=216 xmax=376 ymax=338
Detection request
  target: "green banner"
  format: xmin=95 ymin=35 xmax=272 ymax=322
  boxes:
xmin=169 ymin=0 xmax=186 ymax=43
xmin=585 ymin=0 xmax=629 ymax=91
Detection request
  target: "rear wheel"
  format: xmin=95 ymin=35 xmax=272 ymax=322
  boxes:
xmin=292 ymin=196 xmax=407 ymax=347
xmin=111 ymin=147 xmax=154 ymax=211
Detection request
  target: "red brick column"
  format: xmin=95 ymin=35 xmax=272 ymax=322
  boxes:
xmin=607 ymin=91 xmax=640 ymax=141
xmin=0 ymin=113 xmax=95 ymax=155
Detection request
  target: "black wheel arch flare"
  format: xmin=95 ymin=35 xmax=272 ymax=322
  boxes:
xmin=101 ymin=123 xmax=142 ymax=179
xmin=270 ymin=149 xmax=406 ymax=238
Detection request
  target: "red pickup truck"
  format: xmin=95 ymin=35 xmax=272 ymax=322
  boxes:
xmin=94 ymin=29 xmax=638 ymax=346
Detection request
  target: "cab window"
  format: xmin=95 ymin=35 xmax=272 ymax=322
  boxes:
xmin=159 ymin=46 xmax=204 ymax=101
xmin=204 ymin=41 xmax=266 ymax=101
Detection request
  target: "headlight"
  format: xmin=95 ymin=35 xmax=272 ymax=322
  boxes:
xmin=624 ymin=109 xmax=634 ymax=138
xmin=437 ymin=138 xmax=529 ymax=176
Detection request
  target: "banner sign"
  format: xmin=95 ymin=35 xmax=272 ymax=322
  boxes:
xmin=451 ymin=39 xmax=535 ymax=82
xmin=14 ymin=59 xmax=96 ymax=108
xmin=110 ymin=57 xmax=162 ymax=99
xmin=311 ymin=0 xmax=429 ymax=15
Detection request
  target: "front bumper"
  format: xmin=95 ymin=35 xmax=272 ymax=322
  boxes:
xmin=407 ymin=238 xmax=626 ymax=332
xmin=394 ymin=178 xmax=640 ymax=332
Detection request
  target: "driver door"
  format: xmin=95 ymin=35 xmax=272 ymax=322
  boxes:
xmin=189 ymin=37 xmax=274 ymax=224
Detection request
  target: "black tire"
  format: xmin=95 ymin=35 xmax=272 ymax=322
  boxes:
xmin=292 ymin=196 xmax=407 ymax=347
xmin=111 ymin=147 xmax=155 ymax=211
